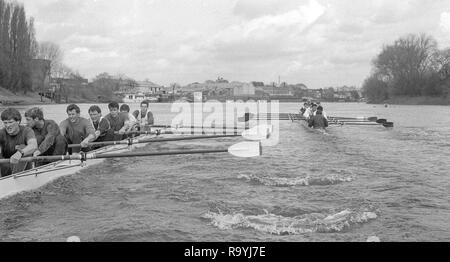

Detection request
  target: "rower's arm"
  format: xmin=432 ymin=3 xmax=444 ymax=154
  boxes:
xmin=38 ymin=121 xmax=59 ymax=153
xmin=147 ymin=112 xmax=154 ymax=125
xmin=21 ymin=138 xmax=38 ymax=156
xmin=95 ymin=119 xmax=110 ymax=139
xmin=84 ymin=119 xmax=97 ymax=142
xmin=21 ymin=128 xmax=38 ymax=156
xmin=59 ymin=120 xmax=68 ymax=137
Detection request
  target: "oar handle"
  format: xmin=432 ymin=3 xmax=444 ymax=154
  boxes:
xmin=68 ymin=140 xmax=130 ymax=148
xmin=0 ymin=154 xmax=83 ymax=164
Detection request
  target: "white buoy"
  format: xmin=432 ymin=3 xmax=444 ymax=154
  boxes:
xmin=67 ymin=236 xmax=81 ymax=242
xmin=366 ymin=236 xmax=380 ymax=242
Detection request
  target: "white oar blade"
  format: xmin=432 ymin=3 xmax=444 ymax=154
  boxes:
xmin=241 ymin=124 xmax=272 ymax=140
xmin=228 ymin=141 xmax=262 ymax=158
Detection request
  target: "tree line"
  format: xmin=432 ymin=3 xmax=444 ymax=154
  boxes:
xmin=362 ymin=33 xmax=450 ymax=103
xmin=0 ymin=0 xmax=37 ymax=94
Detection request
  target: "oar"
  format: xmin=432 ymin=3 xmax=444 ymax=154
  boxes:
xmin=330 ymin=122 xmax=393 ymax=127
xmin=239 ymin=113 xmax=379 ymax=122
xmin=69 ymin=124 xmax=271 ymax=148
xmin=0 ymin=141 xmax=262 ymax=163
xmin=175 ymin=126 xmax=242 ymax=130
xmin=114 ymin=130 xmax=175 ymax=135
xmin=254 ymin=113 xmax=379 ymax=122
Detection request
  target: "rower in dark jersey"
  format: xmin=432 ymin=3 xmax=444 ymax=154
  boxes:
xmin=0 ymin=108 xmax=38 ymax=177
xmin=104 ymin=102 xmax=128 ymax=141
xmin=25 ymin=107 xmax=67 ymax=165
xmin=308 ymin=109 xmax=329 ymax=129
xmin=59 ymin=104 xmax=96 ymax=153
xmin=88 ymin=105 xmax=112 ymax=143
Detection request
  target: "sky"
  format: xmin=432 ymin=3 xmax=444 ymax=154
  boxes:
xmin=19 ymin=0 xmax=450 ymax=88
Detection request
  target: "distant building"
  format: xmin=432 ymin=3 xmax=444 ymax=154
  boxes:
xmin=251 ymin=81 xmax=264 ymax=87
xmin=135 ymin=80 xmax=163 ymax=94
xmin=233 ymin=83 xmax=255 ymax=96
xmin=115 ymin=79 xmax=163 ymax=103
xmin=261 ymin=86 xmax=294 ymax=96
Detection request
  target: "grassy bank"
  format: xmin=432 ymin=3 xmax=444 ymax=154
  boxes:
xmin=382 ymin=96 xmax=450 ymax=105
xmin=0 ymin=87 xmax=120 ymax=106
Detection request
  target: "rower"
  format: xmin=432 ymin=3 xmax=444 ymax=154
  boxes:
xmin=302 ymin=102 xmax=311 ymax=118
xmin=308 ymin=109 xmax=328 ymax=129
xmin=0 ymin=108 xmax=38 ymax=177
xmin=59 ymin=104 xmax=96 ymax=153
xmin=120 ymin=104 xmax=138 ymax=133
xmin=25 ymin=107 xmax=67 ymax=165
xmin=316 ymin=105 xmax=328 ymax=120
xmin=303 ymin=103 xmax=316 ymax=119
xmin=105 ymin=102 xmax=128 ymax=141
xmin=132 ymin=100 xmax=154 ymax=131
xmin=88 ymin=105 xmax=112 ymax=146
xmin=299 ymin=102 xmax=308 ymax=116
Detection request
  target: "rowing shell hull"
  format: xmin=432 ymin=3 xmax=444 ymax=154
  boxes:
xmin=0 ymin=134 xmax=165 ymax=200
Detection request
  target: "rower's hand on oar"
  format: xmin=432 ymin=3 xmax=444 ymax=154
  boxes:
xmin=80 ymin=139 xmax=90 ymax=148
xmin=33 ymin=150 xmax=42 ymax=157
xmin=10 ymin=151 xmax=23 ymax=164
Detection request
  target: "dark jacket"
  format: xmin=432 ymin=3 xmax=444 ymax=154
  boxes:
xmin=308 ymin=113 xmax=328 ymax=129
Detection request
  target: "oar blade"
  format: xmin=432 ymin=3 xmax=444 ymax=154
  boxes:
xmin=228 ymin=141 xmax=262 ymax=158
xmin=368 ymin=117 xmax=378 ymax=122
xmin=383 ymin=122 xmax=394 ymax=128
xmin=241 ymin=124 xmax=273 ymax=140
xmin=376 ymin=119 xmax=387 ymax=124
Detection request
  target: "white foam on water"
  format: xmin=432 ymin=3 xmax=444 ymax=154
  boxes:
xmin=202 ymin=209 xmax=377 ymax=235
xmin=237 ymin=174 xmax=354 ymax=187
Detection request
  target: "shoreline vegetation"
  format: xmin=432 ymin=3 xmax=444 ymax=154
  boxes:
xmin=2 ymin=88 xmax=450 ymax=106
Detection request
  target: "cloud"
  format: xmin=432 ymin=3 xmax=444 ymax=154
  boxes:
xmin=18 ymin=0 xmax=450 ymax=88
xmin=440 ymin=12 xmax=450 ymax=32
xmin=206 ymin=0 xmax=326 ymax=62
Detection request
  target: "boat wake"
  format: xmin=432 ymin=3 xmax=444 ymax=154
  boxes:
xmin=202 ymin=208 xmax=377 ymax=235
xmin=237 ymin=174 xmax=354 ymax=186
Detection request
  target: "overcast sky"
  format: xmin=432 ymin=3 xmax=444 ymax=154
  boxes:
xmin=20 ymin=0 xmax=450 ymax=88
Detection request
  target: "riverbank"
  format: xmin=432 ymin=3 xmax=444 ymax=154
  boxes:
xmin=0 ymin=87 xmax=113 ymax=106
xmin=382 ymin=96 xmax=450 ymax=105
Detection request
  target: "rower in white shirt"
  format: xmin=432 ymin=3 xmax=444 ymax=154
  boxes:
xmin=119 ymin=104 xmax=138 ymax=132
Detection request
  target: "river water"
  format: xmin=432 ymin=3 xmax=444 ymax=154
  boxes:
xmin=0 ymin=102 xmax=449 ymax=242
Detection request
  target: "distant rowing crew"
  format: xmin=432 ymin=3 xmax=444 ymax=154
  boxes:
xmin=0 ymin=100 xmax=154 ymax=177
xmin=240 ymin=99 xmax=394 ymax=128
xmin=298 ymin=101 xmax=329 ymax=129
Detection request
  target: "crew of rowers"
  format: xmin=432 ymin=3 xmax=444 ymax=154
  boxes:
xmin=0 ymin=100 xmax=154 ymax=177
xmin=299 ymin=101 xmax=329 ymax=129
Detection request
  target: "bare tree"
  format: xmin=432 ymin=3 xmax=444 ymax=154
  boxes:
xmin=373 ymin=33 xmax=440 ymax=96
xmin=35 ymin=41 xmax=65 ymax=78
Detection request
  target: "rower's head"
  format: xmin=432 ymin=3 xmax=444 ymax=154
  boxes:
xmin=88 ymin=105 xmax=102 ymax=122
xmin=120 ymin=104 xmax=130 ymax=113
xmin=317 ymin=106 xmax=323 ymax=111
xmin=316 ymin=110 xmax=323 ymax=115
xmin=108 ymin=102 xmax=120 ymax=117
xmin=311 ymin=103 xmax=318 ymax=111
xmin=24 ymin=107 xmax=44 ymax=128
xmin=1 ymin=108 xmax=22 ymax=135
xmin=66 ymin=104 xmax=81 ymax=123
xmin=140 ymin=100 xmax=149 ymax=113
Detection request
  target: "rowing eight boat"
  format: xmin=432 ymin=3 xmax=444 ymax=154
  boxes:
xmin=0 ymin=124 xmax=270 ymax=200
xmin=0 ymin=132 xmax=167 ymax=200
